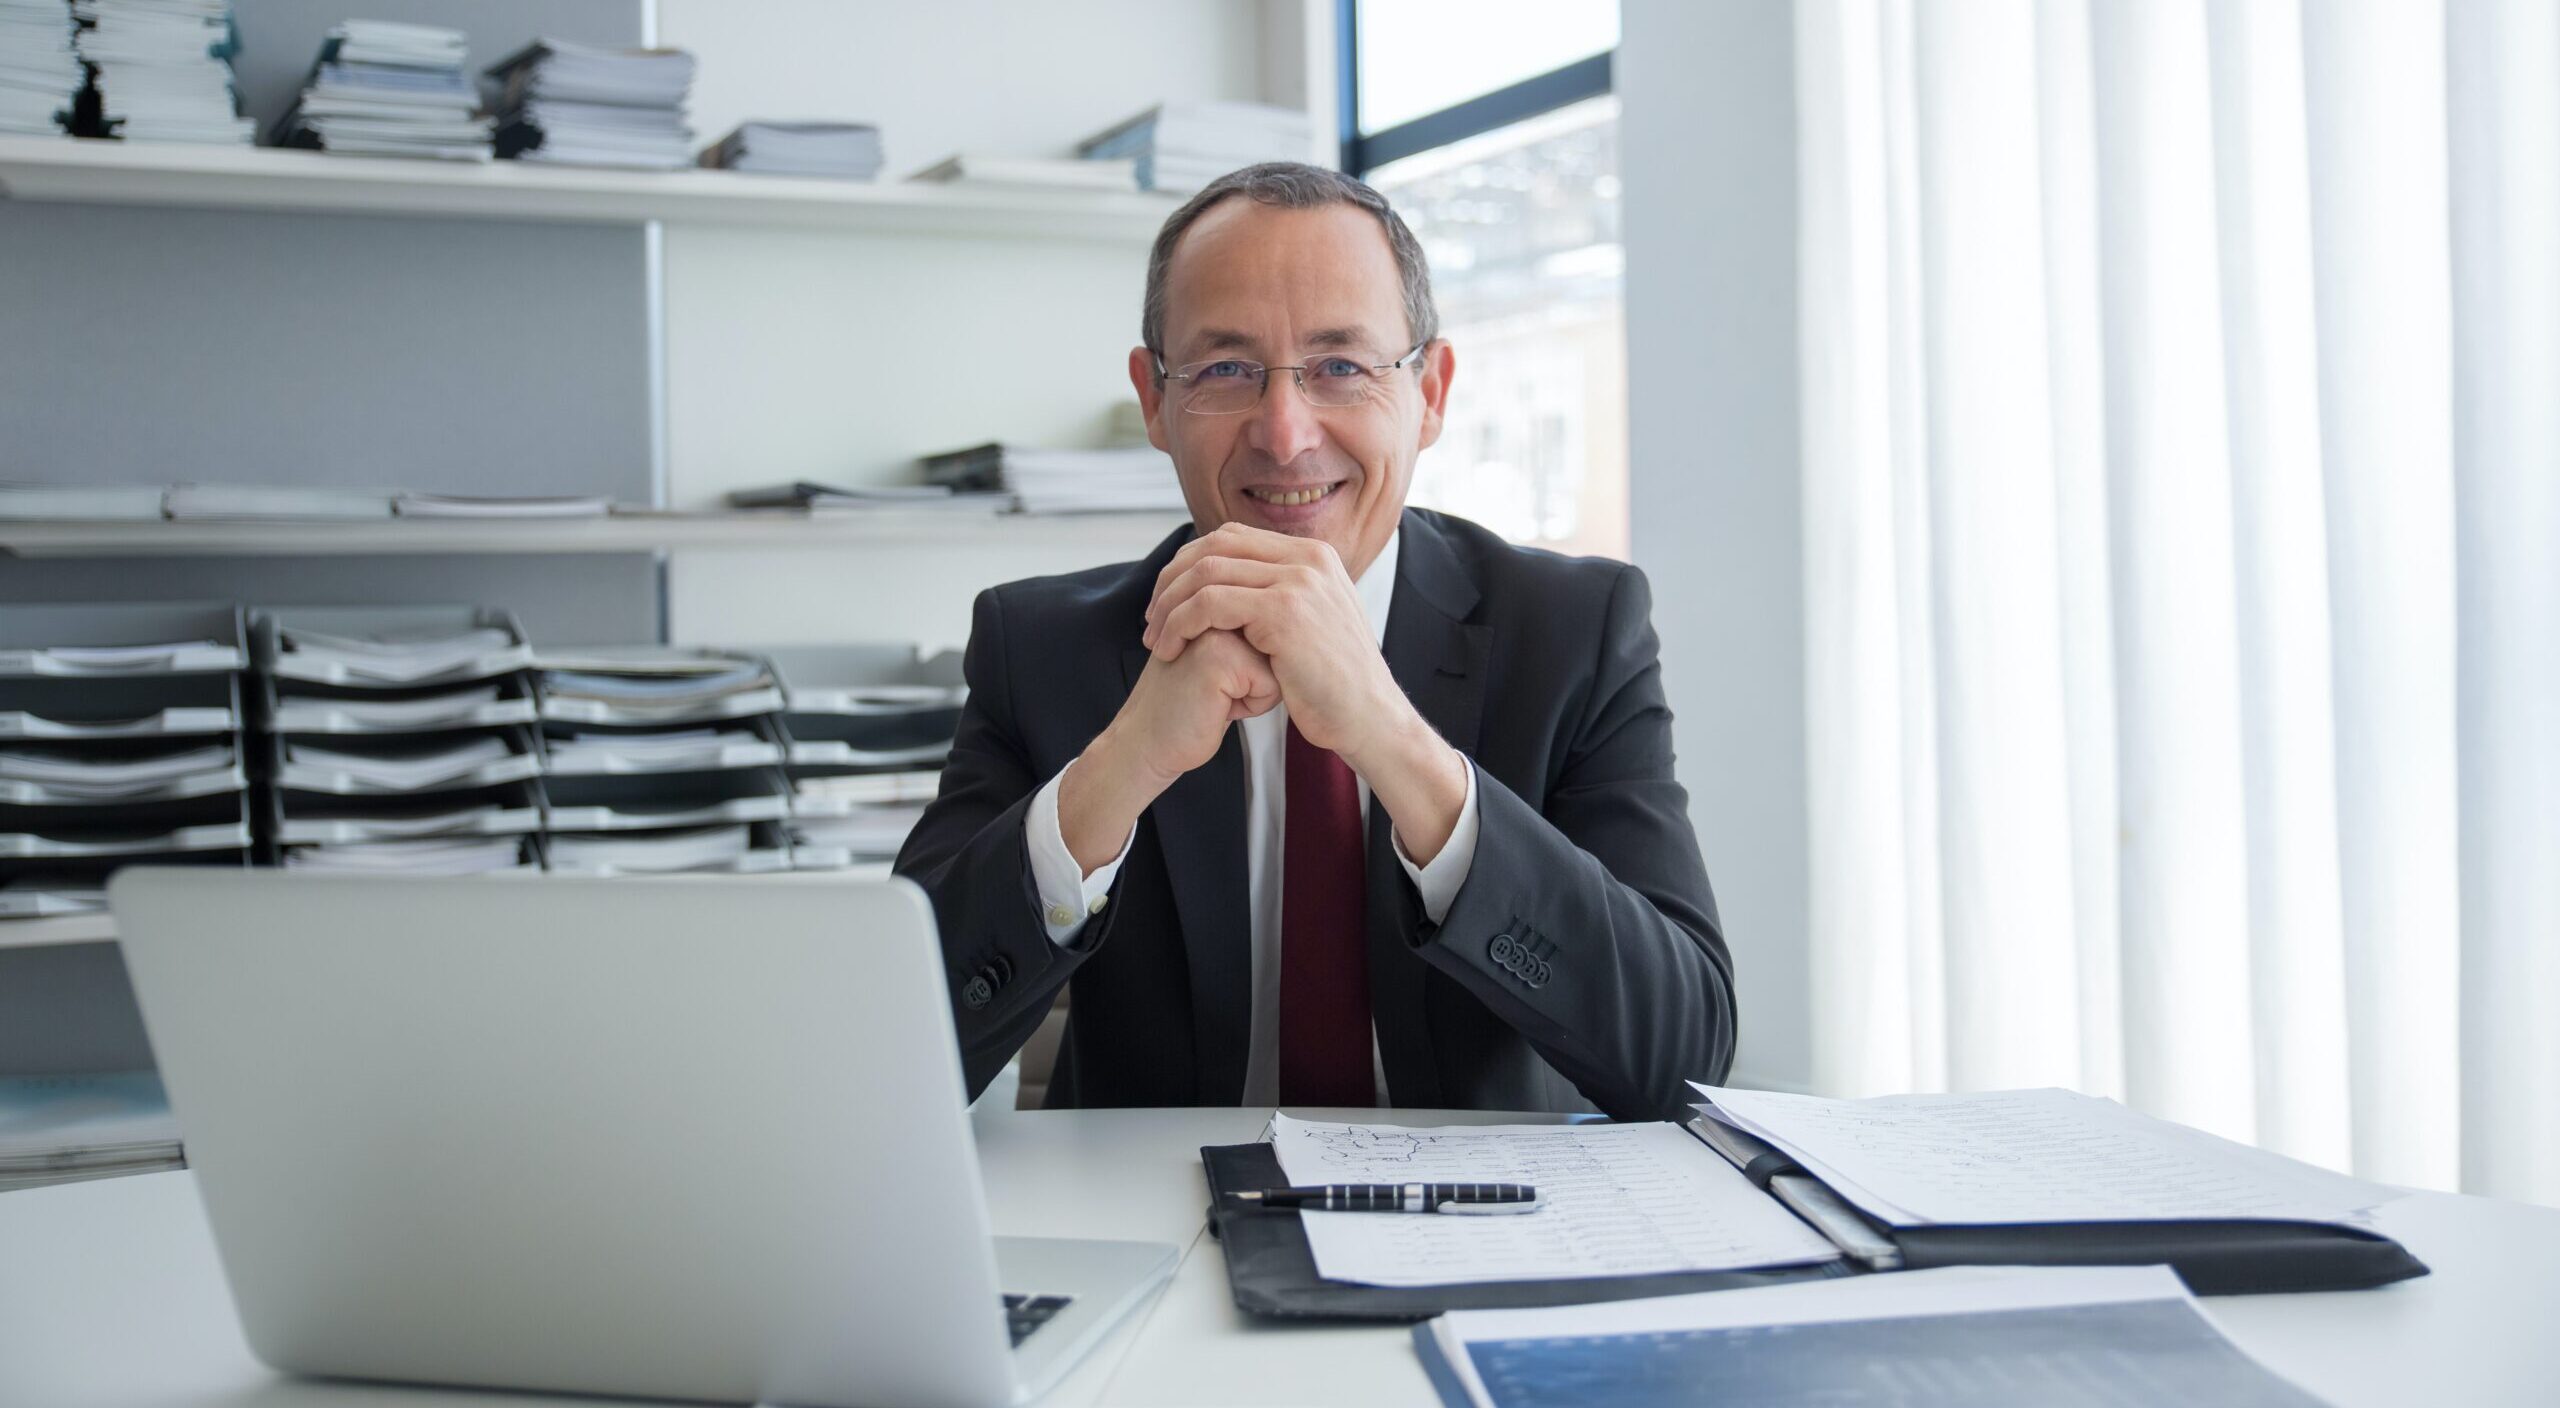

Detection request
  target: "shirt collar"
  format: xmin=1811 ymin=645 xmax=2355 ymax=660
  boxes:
xmin=1353 ymin=528 xmax=1400 ymax=649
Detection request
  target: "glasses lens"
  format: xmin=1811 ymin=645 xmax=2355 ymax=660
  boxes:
xmin=1177 ymin=359 xmax=1262 ymax=415
xmin=1302 ymin=357 xmax=1380 ymax=408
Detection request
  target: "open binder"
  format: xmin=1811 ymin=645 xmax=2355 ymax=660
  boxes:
xmin=1200 ymin=1109 xmax=2427 ymax=1322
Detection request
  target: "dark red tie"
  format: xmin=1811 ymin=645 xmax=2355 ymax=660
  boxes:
xmin=1278 ymin=719 xmax=1372 ymax=1106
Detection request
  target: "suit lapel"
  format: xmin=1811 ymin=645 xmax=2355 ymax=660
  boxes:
xmin=1369 ymin=511 xmax=1490 ymax=1109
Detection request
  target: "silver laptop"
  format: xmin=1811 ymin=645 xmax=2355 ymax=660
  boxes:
xmin=110 ymin=870 xmax=1177 ymax=1408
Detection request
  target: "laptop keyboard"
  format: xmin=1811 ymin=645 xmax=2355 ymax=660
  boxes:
xmin=1002 ymin=1292 xmax=1073 ymax=1347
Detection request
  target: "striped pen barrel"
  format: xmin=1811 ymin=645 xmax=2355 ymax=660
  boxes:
xmin=1229 ymin=1183 xmax=1542 ymax=1214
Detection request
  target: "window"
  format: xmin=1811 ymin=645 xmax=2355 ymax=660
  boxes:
xmin=1348 ymin=2 xmax=1625 ymax=559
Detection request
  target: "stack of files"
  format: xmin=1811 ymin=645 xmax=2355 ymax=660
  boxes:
xmin=1076 ymin=100 xmax=1313 ymax=194
xmin=0 ymin=1071 xmax=182 ymax=1191
xmin=790 ymin=768 xmax=942 ymax=816
xmin=282 ymin=835 xmax=531 ymax=875
xmin=767 ymin=645 xmax=958 ymax=871
xmin=536 ymin=648 xmax=795 ymax=873
xmin=0 ymin=480 xmax=168 ymax=520
xmin=271 ymin=20 xmax=491 ymax=161
xmin=724 ymin=480 xmax=993 ymax=513
xmin=788 ymin=801 xmax=923 ymax=863
xmin=700 ymin=120 xmax=882 ymax=179
xmin=393 ymin=491 xmax=614 ymax=518
xmin=253 ymin=607 xmax=546 ymax=869
xmin=920 ymin=442 xmax=1185 ymax=515
xmin=485 ymin=37 xmax=697 ymax=170
xmin=71 ymin=0 xmax=253 ymax=145
xmin=545 ymin=823 xmax=781 ymax=877
xmin=0 ymin=0 xmax=81 ymax=136
xmin=0 ymin=603 xmax=253 ymax=914
xmin=1412 ymin=1265 xmax=2332 ymax=1408
xmin=908 ymin=152 xmax=1136 ymax=192
xmin=163 ymin=483 xmax=396 ymax=521
xmin=0 ymin=739 xmax=241 ymax=803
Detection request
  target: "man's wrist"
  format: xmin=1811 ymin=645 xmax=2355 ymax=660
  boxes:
xmin=1057 ymin=724 xmax=1172 ymax=875
xmin=1349 ymin=710 xmax=1468 ymax=866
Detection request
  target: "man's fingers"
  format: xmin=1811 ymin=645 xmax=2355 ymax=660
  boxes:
xmin=1143 ymin=555 xmax=1292 ymax=648
xmin=1151 ymin=522 xmax=1331 ymax=603
xmin=1154 ymin=584 xmax=1275 ymax=659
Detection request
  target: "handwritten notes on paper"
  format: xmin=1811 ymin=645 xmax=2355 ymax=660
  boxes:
xmin=1691 ymin=1084 xmax=2399 ymax=1229
xmin=1266 ymin=1116 xmax=1841 ymax=1288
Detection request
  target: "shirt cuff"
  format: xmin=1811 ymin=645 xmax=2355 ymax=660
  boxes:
xmin=1026 ymin=757 xmax=1135 ymax=945
xmin=1392 ymin=757 xmax=1479 ymax=925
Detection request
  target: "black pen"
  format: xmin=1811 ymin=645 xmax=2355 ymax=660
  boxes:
xmin=1231 ymin=1182 xmax=1542 ymax=1215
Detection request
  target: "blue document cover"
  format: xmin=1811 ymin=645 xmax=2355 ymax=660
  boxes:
xmin=1415 ymin=1296 xmax=2328 ymax=1407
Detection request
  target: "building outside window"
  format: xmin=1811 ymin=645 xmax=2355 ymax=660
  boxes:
xmin=1350 ymin=2 xmax=1626 ymax=560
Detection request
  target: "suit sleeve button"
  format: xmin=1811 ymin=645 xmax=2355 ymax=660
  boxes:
xmin=961 ymin=975 xmax=994 ymax=1009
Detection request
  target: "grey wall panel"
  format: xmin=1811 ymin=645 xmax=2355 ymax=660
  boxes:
xmin=228 ymin=0 xmax=644 ymax=136
xmin=0 ymin=554 xmax=662 ymax=646
xmin=0 ymin=204 xmax=653 ymax=500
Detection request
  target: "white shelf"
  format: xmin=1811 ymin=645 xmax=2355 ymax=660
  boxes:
xmin=0 ymin=511 xmax=1188 ymax=559
xmin=0 ymin=913 xmax=116 ymax=950
xmin=0 ymin=135 xmax=1181 ymax=240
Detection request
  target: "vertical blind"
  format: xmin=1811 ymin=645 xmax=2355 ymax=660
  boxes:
xmin=1791 ymin=0 xmax=2557 ymax=1200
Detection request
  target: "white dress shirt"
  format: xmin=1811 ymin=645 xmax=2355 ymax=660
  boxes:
xmin=1022 ymin=528 xmax=1482 ymax=1105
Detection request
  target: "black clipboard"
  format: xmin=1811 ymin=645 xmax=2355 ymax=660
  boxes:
xmin=1199 ymin=1128 xmax=2428 ymax=1322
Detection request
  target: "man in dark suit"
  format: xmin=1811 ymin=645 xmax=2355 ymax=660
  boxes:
xmin=897 ymin=163 xmax=1733 ymax=1123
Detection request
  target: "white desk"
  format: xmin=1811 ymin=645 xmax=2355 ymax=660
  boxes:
xmin=3 ymin=1107 xmax=2556 ymax=1407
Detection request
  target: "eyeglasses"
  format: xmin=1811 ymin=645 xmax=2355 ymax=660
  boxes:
xmin=1155 ymin=342 xmax=1429 ymax=415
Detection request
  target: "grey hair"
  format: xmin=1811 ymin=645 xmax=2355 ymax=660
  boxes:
xmin=1140 ymin=161 xmax=1439 ymax=368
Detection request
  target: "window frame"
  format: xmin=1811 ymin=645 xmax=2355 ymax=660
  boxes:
xmin=1337 ymin=0 xmax=1616 ymax=176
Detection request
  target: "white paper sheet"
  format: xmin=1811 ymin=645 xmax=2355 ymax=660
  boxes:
xmin=1693 ymin=1084 xmax=2398 ymax=1228
xmin=1266 ymin=1116 xmax=1840 ymax=1288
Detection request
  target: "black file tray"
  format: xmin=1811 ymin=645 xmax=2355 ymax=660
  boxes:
xmin=1199 ymin=1142 xmax=1853 ymax=1323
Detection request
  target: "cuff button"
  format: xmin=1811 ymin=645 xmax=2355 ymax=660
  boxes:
xmin=1046 ymin=903 xmax=1076 ymax=927
xmin=960 ymin=975 xmax=994 ymax=1010
xmin=1087 ymin=895 xmax=1109 ymax=916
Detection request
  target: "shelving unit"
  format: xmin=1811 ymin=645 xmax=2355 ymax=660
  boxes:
xmin=0 ymin=511 xmax=1187 ymax=559
xmin=0 ymin=135 xmax=1181 ymax=238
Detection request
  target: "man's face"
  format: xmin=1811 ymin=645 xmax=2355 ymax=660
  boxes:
xmin=1129 ymin=200 xmax=1454 ymax=581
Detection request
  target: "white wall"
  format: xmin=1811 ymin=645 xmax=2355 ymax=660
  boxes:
xmin=1620 ymin=1 xmax=1812 ymax=1092
xmin=652 ymin=0 xmax=1308 ymax=649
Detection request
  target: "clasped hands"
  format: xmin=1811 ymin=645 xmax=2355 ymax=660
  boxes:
xmin=1057 ymin=523 xmax=1469 ymax=874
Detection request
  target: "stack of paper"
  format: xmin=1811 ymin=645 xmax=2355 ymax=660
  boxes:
xmin=792 ymin=767 xmax=942 ymax=810
xmin=544 ymin=726 xmax=779 ymax=776
xmin=279 ymin=734 xmax=534 ymax=794
xmin=72 ymin=0 xmax=253 ymax=145
xmin=163 ymin=483 xmax=396 ymax=521
xmin=547 ymin=822 xmax=770 ymax=876
xmin=272 ymin=20 xmax=491 ymax=160
xmin=392 ymin=491 xmax=614 ymax=518
xmin=1688 ymin=1084 xmax=2401 ymax=1230
xmin=537 ymin=652 xmax=782 ymax=723
xmin=908 ymin=153 xmax=1137 ymax=192
xmin=0 ymin=0 xmax=81 ymax=136
xmin=486 ymin=37 xmax=696 ymax=170
xmin=920 ymin=442 xmax=1185 ymax=515
xmin=0 ymin=872 xmax=106 ymax=915
xmin=1414 ymin=1265 xmax=2330 ymax=1408
xmin=1077 ymin=101 xmax=1313 ymax=194
xmin=0 ymin=480 xmax=166 ymax=520
xmin=0 ymin=740 xmax=239 ymax=803
xmin=787 ymin=801 xmax=924 ymax=861
xmin=283 ymin=835 xmax=530 ymax=875
xmin=0 ymin=1071 xmax=182 ymax=1190
xmin=701 ymin=120 xmax=883 ymax=178
xmin=276 ymin=623 xmax=525 ymax=688
xmin=725 ymin=481 xmax=989 ymax=513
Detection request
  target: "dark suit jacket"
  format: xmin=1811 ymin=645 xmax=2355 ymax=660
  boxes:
xmin=894 ymin=508 xmax=1735 ymax=1122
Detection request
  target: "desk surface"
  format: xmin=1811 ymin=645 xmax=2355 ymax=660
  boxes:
xmin=3 ymin=1105 xmax=2556 ymax=1407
